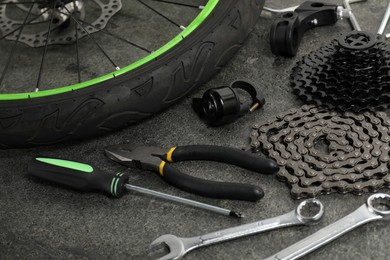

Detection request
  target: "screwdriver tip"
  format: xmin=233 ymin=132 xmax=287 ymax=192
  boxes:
xmin=229 ymin=211 xmax=244 ymax=218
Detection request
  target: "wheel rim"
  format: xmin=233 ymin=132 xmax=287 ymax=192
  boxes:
xmin=0 ymin=0 xmax=218 ymax=100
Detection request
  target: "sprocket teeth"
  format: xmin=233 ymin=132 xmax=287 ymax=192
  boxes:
xmin=291 ymin=31 xmax=390 ymax=112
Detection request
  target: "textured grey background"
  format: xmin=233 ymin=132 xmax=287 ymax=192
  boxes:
xmin=1 ymin=1 xmax=390 ymax=259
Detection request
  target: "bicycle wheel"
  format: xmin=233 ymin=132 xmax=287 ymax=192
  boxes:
xmin=0 ymin=0 xmax=264 ymax=148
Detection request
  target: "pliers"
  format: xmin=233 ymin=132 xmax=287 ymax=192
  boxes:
xmin=104 ymin=145 xmax=279 ymax=202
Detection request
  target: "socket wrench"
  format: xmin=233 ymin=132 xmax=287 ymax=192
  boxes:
xmin=149 ymin=199 xmax=324 ymax=260
xmin=265 ymin=193 xmax=390 ymax=260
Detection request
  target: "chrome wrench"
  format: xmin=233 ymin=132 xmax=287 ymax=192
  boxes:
xmin=149 ymin=199 xmax=324 ymax=260
xmin=265 ymin=193 xmax=390 ymax=260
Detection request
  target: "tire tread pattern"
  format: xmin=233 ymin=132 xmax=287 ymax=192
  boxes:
xmin=0 ymin=0 xmax=264 ymax=148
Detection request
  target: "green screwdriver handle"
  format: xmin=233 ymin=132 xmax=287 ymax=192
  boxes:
xmin=28 ymin=157 xmax=129 ymax=198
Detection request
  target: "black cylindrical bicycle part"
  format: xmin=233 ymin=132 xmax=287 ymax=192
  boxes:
xmin=192 ymin=80 xmax=265 ymax=126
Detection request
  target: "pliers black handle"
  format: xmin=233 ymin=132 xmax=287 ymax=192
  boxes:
xmin=162 ymin=145 xmax=277 ymax=174
xmin=160 ymin=145 xmax=278 ymax=201
xmin=105 ymin=145 xmax=279 ymax=202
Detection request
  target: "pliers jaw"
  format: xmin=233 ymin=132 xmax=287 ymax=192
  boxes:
xmin=104 ymin=145 xmax=165 ymax=172
xmin=105 ymin=144 xmax=277 ymax=201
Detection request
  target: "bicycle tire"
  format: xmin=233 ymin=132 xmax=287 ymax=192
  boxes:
xmin=0 ymin=0 xmax=264 ymax=148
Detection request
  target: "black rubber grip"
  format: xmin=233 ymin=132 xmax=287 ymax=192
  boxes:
xmin=161 ymin=164 xmax=264 ymax=201
xmin=169 ymin=145 xmax=279 ymax=174
xmin=28 ymin=157 xmax=129 ymax=198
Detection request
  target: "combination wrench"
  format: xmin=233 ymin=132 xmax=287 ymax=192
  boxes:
xmin=149 ymin=199 xmax=324 ymax=260
xmin=265 ymin=193 xmax=390 ymax=260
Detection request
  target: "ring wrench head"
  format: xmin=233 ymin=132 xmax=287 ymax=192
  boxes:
xmin=295 ymin=198 xmax=324 ymax=225
xmin=149 ymin=234 xmax=185 ymax=260
xmin=148 ymin=198 xmax=325 ymax=260
xmin=264 ymin=193 xmax=390 ymax=260
xmin=367 ymin=193 xmax=390 ymax=219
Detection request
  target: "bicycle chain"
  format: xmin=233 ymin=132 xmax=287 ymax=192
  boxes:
xmin=250 ymin=105 xmax=390 ymax=199
xmin=291 ymin=31 xmax=390 ymax=112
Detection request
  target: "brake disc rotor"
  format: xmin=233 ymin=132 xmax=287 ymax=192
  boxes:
xmin=250 ymin=105 xmax=390 ymax=199
xmin=0 ymin=0 xmax=122 ymax=47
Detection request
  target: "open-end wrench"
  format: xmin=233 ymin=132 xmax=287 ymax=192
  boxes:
xmin=265 ymin=193 xmax=390 ymax=260
xmin=149 ymin=199 xmax=324 ymax=260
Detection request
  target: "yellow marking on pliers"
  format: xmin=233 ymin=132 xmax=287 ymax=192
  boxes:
xmin=166 ymin=147 xmax=176 ymax=162
xmin=159 ymin=161 xmax=166 ymax=176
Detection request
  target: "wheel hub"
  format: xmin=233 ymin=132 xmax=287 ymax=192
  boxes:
xmin=39 ymin=0 xmax=85 ymax=26
xmin=0 ymin=0 xmax=122 ymax=47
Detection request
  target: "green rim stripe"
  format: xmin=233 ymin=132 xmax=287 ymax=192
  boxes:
xmin=36 ymin=158 xmax=94 ymax=173
xmin=0 ymin=0 xmax=219 ymax=101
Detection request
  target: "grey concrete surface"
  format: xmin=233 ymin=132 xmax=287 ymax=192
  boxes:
xmin=1 ymin=0 xmax=390 ymax=259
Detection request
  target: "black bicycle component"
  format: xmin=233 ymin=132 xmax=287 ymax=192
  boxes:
xmin=270 ymin=1 xmax=341 ymax=57
xmin=192 ymin=80 xmax=265 ymax=126
xmin=291 ymin=31 xmax=390 ymax=112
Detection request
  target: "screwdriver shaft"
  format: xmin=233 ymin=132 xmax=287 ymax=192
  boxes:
xmin=124 ymin=184 xmax=242 ymax=218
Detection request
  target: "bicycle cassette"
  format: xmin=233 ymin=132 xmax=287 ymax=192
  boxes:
xmin=250 ymin=105 xmax=390 ymax=199
xmin=291 ymin=31 xmax=390 ymax=112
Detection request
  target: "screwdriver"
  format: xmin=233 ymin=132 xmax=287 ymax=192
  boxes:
xmin=28 ymin=157 xmax=243 ymax=218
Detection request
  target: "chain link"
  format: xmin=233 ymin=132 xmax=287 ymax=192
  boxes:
xmin=250 ymin=105 xmax=390 ymax=199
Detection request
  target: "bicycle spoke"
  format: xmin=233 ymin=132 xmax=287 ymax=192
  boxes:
xmin=0 ymin=0 xmax=206 ymax=94
xmin=13 ymin=20 xmax=48 ymax=25
xmin=153 ymin=0 xmax=204 ymax=9
xmin=0 ymin=8 xmax=49 ymax=41
xmin=73 ymin=3 xmax=81 ymax=83
xmin=0 ymin=1 xmax=43 ymax=5
xmin=36 ymin=0 xmax=56 ymax=91
xmin=0 ymin=3 xmax=34 ymax=86
xmin=60 ymin=4 xmax=120 ymax=71
xmin=75 ymin=17 xmax=152 ymax=54
xmin=0 ymin=1 xmax=45 ymax=19
xmin=138 ymin=0 xmax=185 ymax=30
xmin=56 ymin=8 xmax=152 ymax=54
